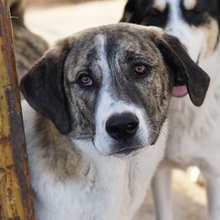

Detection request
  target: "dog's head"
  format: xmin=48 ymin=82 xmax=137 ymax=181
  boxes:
xmin=121 ymin=0 xmax=220 ymax=62
xmin=20 ymin=24 xmax=209 ymax=157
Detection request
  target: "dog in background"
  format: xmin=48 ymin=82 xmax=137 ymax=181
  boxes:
xmin=20 ymin=23 xmax=209 ymax=220
xmin=121 ymin=0 xmax=220 ymax=219
xmin=10 ymin=0 xmax=48 ymax=82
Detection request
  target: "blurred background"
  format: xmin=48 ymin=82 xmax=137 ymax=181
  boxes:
xmin=24 ymin=0 xmax=126 ymax=45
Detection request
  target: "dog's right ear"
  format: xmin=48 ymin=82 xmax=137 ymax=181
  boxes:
xmin=150 ymin=32 xmax=210 ymax=106
xmin=155 ymin=34 xmax=210 ymax=106
xmin=20 ymin=40 xmax=71 ymax=134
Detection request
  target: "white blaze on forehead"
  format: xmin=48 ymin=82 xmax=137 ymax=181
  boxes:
xmin=93 ymin=34 xmax=150 ymax=155
xmin=183 ymin=0 xmax=197 ymax=10
xmin=153 ymin=0 xmax=166 ymax=12
xmin=94 ymin=34 xmax=109 ymax=80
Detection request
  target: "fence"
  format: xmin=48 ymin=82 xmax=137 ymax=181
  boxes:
xmin=0 ymin=0 xmax=35 ymax=219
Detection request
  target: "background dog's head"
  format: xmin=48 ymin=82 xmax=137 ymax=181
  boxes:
xmin=20 ymin=24 xmax=209 ymax=157
xmin=121 ymin=0 xmax=220 ymax=62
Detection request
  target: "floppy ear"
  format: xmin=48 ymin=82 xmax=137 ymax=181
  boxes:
xmin=120 ymin=0 xmax=138 ymax=23
xmin=20 ymin=40 xmax=71 ymax=134
xmin=152 ymin=32 xmax=210 ymax=106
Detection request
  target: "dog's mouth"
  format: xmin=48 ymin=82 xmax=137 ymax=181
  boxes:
xmin=109 ymin=145 xmax=144 ymax=158
xmin=114 ymin=147 xmax=140 ymax=155
xmin=92 ymin=138 xmax=142 ymax=157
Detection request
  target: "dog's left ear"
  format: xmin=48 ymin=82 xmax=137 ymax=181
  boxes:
xmin=20 ymin=40 xmax=71 ymax=134
xmin=120 ymin=0 xmax=138 ymax=23
xmin=151 ymin=32 xmax=210 ymax=106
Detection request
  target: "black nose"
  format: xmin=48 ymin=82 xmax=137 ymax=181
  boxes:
xmin=106 ymin=112 xmax=139 ymax=140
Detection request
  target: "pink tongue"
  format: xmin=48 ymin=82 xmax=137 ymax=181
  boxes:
xmin=172 ymin=85 xmax=188 ymax=97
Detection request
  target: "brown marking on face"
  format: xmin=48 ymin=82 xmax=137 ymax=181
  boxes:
xmin=141 ymin=62 xmax=172 ymax=144
xmin=35 ymin=113 xmax=89 ymax=182
xmin=192 ymin=18 xmax=219 ymax=57
xmin=153 ymin=0 xmax=166 ymax=12
xmin=203 ymin=18 xmax=219 ymax=57
xmin=183 ymin=0 xmax=197 ymax=11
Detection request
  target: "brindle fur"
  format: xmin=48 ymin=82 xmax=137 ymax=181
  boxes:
xmin=20 ymin=24 xmax=209 ymax=220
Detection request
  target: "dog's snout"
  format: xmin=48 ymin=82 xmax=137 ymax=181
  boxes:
xmin=106 ymin=112 xmax=139 ymax=140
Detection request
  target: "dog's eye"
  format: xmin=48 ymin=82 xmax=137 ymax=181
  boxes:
xmin=134 ymin=64 xmax=148 ymax=75
xmin=78 ymin=74 xmax=93 ymax=86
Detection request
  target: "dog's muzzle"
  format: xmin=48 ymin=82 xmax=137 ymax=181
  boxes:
xmin=106 ymin=112 xmax=139 ymax=140
xmin=105 ymin=112 xmax=141 ymax=155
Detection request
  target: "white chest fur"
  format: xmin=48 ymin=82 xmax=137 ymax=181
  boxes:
xmin=23 ymin=102 xmax=167 ymax=220
xmin=31 ymin=141 xmax=164 ymax=220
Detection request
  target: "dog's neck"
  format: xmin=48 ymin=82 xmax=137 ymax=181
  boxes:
xmin=28 ymin=112 xmax=158 ymax=220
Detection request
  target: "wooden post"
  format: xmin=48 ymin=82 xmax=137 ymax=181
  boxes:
xmin=0 ymin=0 xmax=35 ymax=219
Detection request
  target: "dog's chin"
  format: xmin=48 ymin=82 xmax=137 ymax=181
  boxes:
xmin=98 ymin=145 xmax=145 ymax=159
xmin=112 ymin=147 xmax=141 ymax=159
xmin=93 ymin=136 xmax=148 ymax=159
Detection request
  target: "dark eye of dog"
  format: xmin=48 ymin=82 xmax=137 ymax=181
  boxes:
xmin=134 ymin=64 xmax=148 ymax=75
xmin=78 ymin=73 xmax=93 ymax=87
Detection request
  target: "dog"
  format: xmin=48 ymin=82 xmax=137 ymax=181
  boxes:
xmin=20 ymin=23 xmax=209 ymax=220
xmin=121 ymin=0 xmax=220 ymax=219
xmin=10 ymin=0 xmax=48 ymax=83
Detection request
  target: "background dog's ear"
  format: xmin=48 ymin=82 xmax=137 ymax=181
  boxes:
xmin=120 ymin=0 xmax=139 ymax=23
xmin=20 ymin=40 xmax=71 ymax=134
xmin=152 ymin=32 xmax=210 ymax=106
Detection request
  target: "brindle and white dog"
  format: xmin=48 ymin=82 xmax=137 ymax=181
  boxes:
xmin=20 ymin=23 xmax=209 ymax=220
xmin=121 ymin=0 xmax=220 ymax=219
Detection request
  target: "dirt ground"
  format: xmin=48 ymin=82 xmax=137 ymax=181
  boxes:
xmin=23 ymin=1 xmax=208 ymax=219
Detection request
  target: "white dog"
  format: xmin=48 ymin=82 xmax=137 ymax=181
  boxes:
xmin=20 ymin=23 xmax=209 ymax=220
xmin=121 ymin=0 xmax=220 ymax=219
